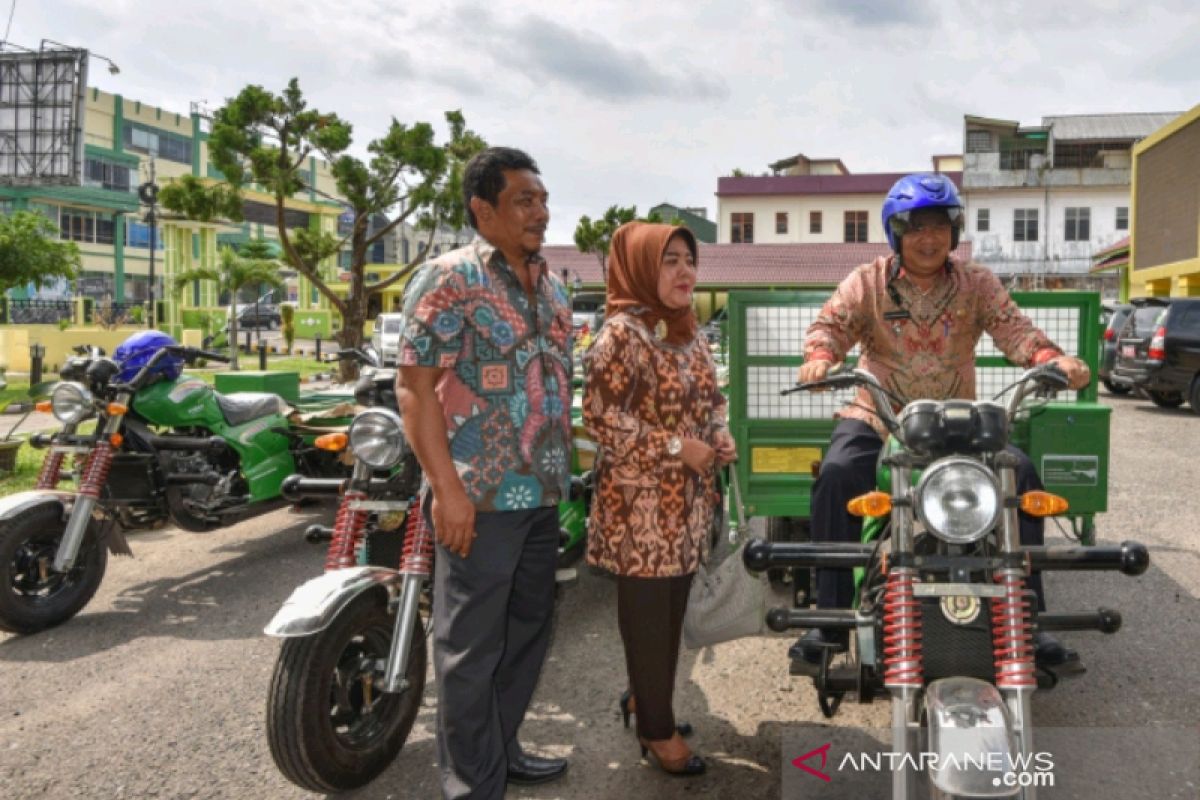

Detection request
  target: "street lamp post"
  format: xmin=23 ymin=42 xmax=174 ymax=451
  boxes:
xmin=138 ymin=160 xmax=159 ymax=329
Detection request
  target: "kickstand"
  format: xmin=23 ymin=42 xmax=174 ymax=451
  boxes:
xmin=816 ymin=652 xmax=844 ymax=718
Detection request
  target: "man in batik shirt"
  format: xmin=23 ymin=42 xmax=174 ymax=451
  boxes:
xmin=398 ymin=147 xmax=572 ymax=799
xmin=794 ymin=173 xmax=1091 ymax=669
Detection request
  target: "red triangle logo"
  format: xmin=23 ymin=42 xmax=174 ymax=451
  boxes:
xmin=792 ymin=742 xmax=833 ymax=782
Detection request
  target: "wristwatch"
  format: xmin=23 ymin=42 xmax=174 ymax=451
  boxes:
xmin=667 ymin=435 xmax=683 ymax=456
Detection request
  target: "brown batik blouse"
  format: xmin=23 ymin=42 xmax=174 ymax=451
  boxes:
xmin=583 ymin=311 xmax=727 ymax=578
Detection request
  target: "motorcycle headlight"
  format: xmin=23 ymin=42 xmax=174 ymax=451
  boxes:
xmin=50 ymin=382 xmax=95 ymax=425
xmin=915 ymin=457 xmax=1001 ymax=544
xmin=348 ymin=408 xmax=406 ymax=469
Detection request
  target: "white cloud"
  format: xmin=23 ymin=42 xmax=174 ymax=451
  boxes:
xmin=9 ymin=0 xmax=1198 ymax=243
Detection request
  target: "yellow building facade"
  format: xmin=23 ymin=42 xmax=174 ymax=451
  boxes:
xmin=1129 ymin=104 xmax=1200 ymax=298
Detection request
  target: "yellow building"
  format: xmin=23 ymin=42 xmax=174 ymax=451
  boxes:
xmin=0 ymin=87 xmax=349 ymax=337
xmin=1129 ymin=104 xmax=1200 ymax=298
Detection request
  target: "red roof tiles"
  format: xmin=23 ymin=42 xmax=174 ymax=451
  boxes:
xmin=543 ymin=241 xmax=973 ymax=288
xmin=716 ymin=171 xmax=963 ymax=197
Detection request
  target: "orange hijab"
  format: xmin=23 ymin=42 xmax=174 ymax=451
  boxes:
xmin=605 ymin=221 xmax=699 ymax=346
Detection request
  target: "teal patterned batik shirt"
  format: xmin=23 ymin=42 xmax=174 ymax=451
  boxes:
xmin=399 ymin=239 xmax=573 ymax=512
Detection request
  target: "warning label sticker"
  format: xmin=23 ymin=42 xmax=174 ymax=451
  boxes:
xmin=1042 ymin=455 xmax=1099 ymax=486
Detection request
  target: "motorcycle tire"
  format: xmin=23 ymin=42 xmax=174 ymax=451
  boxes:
xmin=266 ymin=591 xmax=427 ymax=793
xmin=0 ymin=503 xmax=108 ymax=634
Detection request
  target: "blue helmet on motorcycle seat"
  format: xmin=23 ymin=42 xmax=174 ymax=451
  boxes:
xmin=113 ymin=330 xmax=183 ymax=384
xmin=882 ymin=172 xmax=964 ymax=252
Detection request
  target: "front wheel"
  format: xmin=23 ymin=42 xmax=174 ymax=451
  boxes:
xmin=266 ymin=592 xmax=427 ymax=793
xmin=0 ymin=503 xmax=109 ymax=634
xmin=1148 ymin=389 xmax=1184 ymax=408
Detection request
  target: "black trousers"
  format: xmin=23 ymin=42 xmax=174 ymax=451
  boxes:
xmin=615 ymin=573 xmax=694 ymax=741
xmin=811 ymin=419 xmax=1047 ymax=612
xmin=428 ymin=501 xmax=560 ymax=800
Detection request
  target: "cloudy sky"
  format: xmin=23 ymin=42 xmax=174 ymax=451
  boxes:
xmin=10 ymin=0 xmax=1200 ymax=243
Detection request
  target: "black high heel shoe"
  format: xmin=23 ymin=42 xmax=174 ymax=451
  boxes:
xmin=619 ymin=690 xmax=694 ymax=737
xmin=639 ymin=736 xmax=706 ymax=777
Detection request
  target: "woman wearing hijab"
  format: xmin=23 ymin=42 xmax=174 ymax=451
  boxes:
xmin=583 ymin=221 xmax=736 ymax=777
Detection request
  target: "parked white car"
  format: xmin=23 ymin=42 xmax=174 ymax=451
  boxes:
xmin=372 ymin=313 xmax=406 ymax=365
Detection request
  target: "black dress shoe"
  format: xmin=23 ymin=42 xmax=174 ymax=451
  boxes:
xmin=1034 ymin=632 xmax=1083 ymax=670
xmin=507 ymin=752 xmax=569 ymax=785
xmin=790 ymin=629 xmax=849 ymax=665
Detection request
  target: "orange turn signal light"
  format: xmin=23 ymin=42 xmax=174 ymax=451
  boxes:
xmin=109 ymin=433 xmax=124 ymax=448
xmin=107 ymin=402 xmax=128 ymax=416
xmin=1020 ymin=491 xmax=1069 ymax=517
xmin=315 ymin=432 xmax=348 ymax=452
xmin=847 ymin=491 xmax=892 ymax=517
xmin=35 ymin=400 xmax=52 ymax=413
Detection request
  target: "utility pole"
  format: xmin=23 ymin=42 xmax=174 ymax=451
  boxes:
xmin=138 ymin=158 xmax=160 ymax=329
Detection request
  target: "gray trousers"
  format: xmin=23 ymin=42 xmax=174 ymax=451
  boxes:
xmin=429 ymin=501 xmax=560 ymax=800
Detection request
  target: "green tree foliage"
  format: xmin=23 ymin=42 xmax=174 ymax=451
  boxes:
xmin=174 ymin=246 xmax=282 ymax=370
xmin=0 ymin=211 xmax=81 ymax=295
xmin=573 ymin=205 xmax=638 ymax=283
xmin=158 ymin=78 xmax=486 ymax=379
xmin=280 ymin=303 xmax=295 ymax=354
xmin=573 ymin=205 xmax=685 ymax=282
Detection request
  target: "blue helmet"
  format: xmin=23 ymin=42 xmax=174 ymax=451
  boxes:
xmin=113 ymin=330 xmax=183 ymax=384
xmin=882 ymin=173 xmax=964 ymax=252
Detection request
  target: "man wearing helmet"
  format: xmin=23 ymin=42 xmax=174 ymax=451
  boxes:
xmin=794 ymin=172 xmax=1090 ymax=668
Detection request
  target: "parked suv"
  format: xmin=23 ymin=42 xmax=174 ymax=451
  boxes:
xmin=371 ymin=312 xmax=406 ymax=365
xmin=1112 ymin=297 xmax=1200 ymax=413
xmin=1099 ymin=303 xmax=1134 ymax=394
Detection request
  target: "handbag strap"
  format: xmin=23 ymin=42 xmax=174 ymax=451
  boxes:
xmin=724 ymin=465 xmax=748 ymax=544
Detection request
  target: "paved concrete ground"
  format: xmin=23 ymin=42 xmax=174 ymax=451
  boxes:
xmin=0 ymin=391 xmax=1196 ymax=799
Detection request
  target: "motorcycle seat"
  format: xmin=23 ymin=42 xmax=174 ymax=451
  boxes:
xmin=215 ymin=392 xmax=289 ymax=426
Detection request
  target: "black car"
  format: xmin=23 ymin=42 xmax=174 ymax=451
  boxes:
xmin=1099 ymin=303 xmax=1134 ymax=394
xmin=236 ymin=303 xmax=282 ymax=330
xmin=1111 ymin=297 xmax=1200 ymax=412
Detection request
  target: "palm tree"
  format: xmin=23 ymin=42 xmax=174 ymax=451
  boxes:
xmin=175 ymin=245 xmax=283 ymax=370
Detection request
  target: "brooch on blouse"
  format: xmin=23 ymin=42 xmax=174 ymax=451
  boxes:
xmin=655 ymin=319 xmax=669 ymax=340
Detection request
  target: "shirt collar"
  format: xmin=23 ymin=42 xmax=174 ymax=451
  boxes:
xmin=473 ymin=236 xmax=549 ymax=294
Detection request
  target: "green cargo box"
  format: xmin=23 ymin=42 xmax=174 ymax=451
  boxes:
xmin=214 ymin=371 xmax=300 ymax=403
xmin=1012 ymin=401 xmax=1110 ymax=515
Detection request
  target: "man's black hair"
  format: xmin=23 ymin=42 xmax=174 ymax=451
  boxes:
xmin=463 ymin=147 xmax=540 ymax=230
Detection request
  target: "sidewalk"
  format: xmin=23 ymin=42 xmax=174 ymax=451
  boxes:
xmin=0 ymin=410 xmax=58 ymax=440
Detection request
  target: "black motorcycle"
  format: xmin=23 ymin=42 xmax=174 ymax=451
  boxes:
xmin=745 ymin=365 xmax=1150 ymax=798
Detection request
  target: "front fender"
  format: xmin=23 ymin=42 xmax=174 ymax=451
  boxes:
xmin=925 ymin=677 xmax=1021 ymax=798
xmin=264 ymin=566 xmax=403 ymax=638
xmin=0 ymin=490 xmax=74 ymax=524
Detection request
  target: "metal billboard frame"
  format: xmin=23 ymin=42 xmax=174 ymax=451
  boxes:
xmin=0 ymin=47 xmax=87 ymax=187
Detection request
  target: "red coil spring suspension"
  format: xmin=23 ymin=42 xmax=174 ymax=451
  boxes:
xmin=882 ymin=568 xmax=924 ymax=687
xmin=78 ymin=442 xmax=115 ymax=499
xmin=324 ymin=489 xmax=369 ymax=572
xmin=398 ymin=505 xmax=435 ymax=576
xmin=35 ymin=450 xmax=66 ymax=490
xmin=991 ymin=571 xmax=1037 ymax=688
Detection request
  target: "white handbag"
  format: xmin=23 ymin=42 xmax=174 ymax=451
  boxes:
xmin=682 ymin=467 xmax=769 ymax=649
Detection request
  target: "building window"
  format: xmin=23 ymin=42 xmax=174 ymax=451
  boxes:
xmin=126 ymin=219 xmax=165 ymax=250
xmin=122 ymin=122 xmax=192 ymax=165
xmin=1013 ymin=209 xmax=1039 ymax=242
xmin=966 ymin=130 xmax=993 ymax=153
xmin=976 ymin=208 xmax=990 ymax=233
xmin=843 ymin=210 xmax=868 ymax=243
xmin=401 ymin=237 xmax=410 ymax=263
xmin=1064 ymin=207 xmax=1090 ymax=242
xmin=775 ymin=212 xmax=788 ymax=234
xmin=1115 ymin=206 xmax=1128 ymax=230
xmin=809 ymin=211 xmax=822 ymax=234
xmin=84 ymin=158 xmax=133 ymax=193
xmin=57 ymin=207 xmax=118 ymax=245
xmin=731 ymin=212 xmax=754 ymax=244
xmin=242 ymin=199 xmax=310 ymax=230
